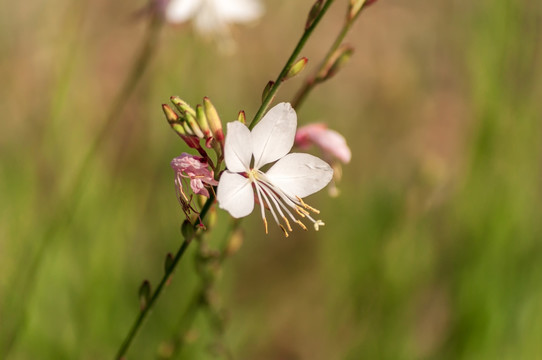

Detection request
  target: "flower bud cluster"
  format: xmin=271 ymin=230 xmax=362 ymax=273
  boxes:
xmin=162 ymin=96 xmax=225 ymax=157
xmin=163 ymin=96 xmax=226 ymax=221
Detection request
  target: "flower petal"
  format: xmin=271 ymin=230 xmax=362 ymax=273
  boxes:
xmin=224 ymin=121 xmax=252 ymax=172
xmin=265 ymin=153 xmax=333 ymax=198
xmin=214 ymin=0 xmax=264 ymax=22
xmin=217 ymin=171 xmax=254 ymax=218
xmin=165 ymin=0 xmax=200 ymax=23
xmin=252 ymin=102 xmax=297 ymax=169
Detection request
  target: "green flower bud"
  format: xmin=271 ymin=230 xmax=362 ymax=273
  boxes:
xmin=306 ymin=0 xmax=324 ymax=29
xmin=171 ymin=96 xmax=196 ymax=118
xmin=196 ymin=104 xmax=211 ymax=138
xmin=237 ymin=110 xmax=246 ymax=124
xmin=285 ymin=57 xmax=308 ymax=80
xmin=162 ymin=104 xmax=179 ymax=124
xmin=203 ymin=97 xmax=224 ymax=144
xmin=185 ymin=111 xmax=205 ymax=139
xmin=182 ymin=120 xmax=194 ymax=136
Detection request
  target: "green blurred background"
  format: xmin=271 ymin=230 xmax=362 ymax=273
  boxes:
xmin=1 ymin=0 xmax=542 ymax=358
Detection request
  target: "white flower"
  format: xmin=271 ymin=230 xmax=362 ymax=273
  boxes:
xmin=165 ymin=0 xmax=263 ymax=36
xmin=216 ymin=103 xmax=334 ymax=237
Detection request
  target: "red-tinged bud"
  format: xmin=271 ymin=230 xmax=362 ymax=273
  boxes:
xmin=205 ymin=137 xmax=214 ymax=149
xmin=261 ymin=81 xmax=274 ymax=103
xmin=196 ymin=104 xmax=211 ymax=138
xmin=171 ymin=96 xmax=196 ymax=117
xmin=162 ymin=104 xmax=179 ymax=123
xmin=185 ymin=111 xmax=205 ymax=139
xmin=163 ymin=104 xmax=189 ymax=137
xmin=163 ymin=102 xmax=203 ymax=150
xmin=182 ymin=135 xmax=201 ymax=150
xmin=285 ymin=57 xmax=308 ymax=80
xmin=237 ymin=110 xmax=246 ymax=124
xmin=306 ymin=0 xmax=324 ymax=29
xmin=203 ymin=97 xmax=224 ymax=145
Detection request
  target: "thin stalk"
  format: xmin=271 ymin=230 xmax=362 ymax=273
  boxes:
xmin=118 ymin=1 xmax=340 ymax=356
xmin=292 ymin=10 xmax=361 ymax=110
xmin=157 ymin=219 xmax=241 ymax=360
xmin=249 ymin=0 xmax=336 ymax=130
xmin=1 ymin=14 xmax=164 ymax=359
xmin=115 ymin=195 xmax=215 ymax=360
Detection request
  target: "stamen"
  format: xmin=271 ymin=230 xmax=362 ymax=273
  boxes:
xmin=253 ymin=180 xmax=268 ymax=234
xmin=257 ymin=179 xmax=301 ymax=227
xmin=294 ymin=219 xmax=307 ymax=231
xmin=296 ymin=196 xmax=320 ymax=214
xmin=282 ymin=216 xmax=292 ymax=232
xmin=255 ymin=182 xmax=281 ymax=231
xmin=279 ymin=224 xmax=289 ymax=237
xmin=253 ymin=171 xmax=327 ymax=235
xmin=296 ymin=206 xmax=309 ymax=217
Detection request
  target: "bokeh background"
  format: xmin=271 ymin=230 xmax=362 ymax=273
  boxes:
xmin=1 ymin=0 xmax=542 ymax=359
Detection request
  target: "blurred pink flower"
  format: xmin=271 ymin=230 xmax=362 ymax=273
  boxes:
xmin=295 ymin=123 xmax=351 ymax=164
xmin=171 ymin=153 xmax=218 ymax=198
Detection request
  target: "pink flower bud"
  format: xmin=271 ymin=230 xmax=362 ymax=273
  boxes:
xmin=295 ymin=123 xmax=351 ymax=164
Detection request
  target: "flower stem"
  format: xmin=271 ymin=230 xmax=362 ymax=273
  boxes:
xmin=115 ymin=195 xmax=215 ymax=360
xmin=292 ymin=10 xmax=361 ymax=110
xmin=157 ymin=219 xmax=241 ymax=359
xmin=248 ymin=0 xmax=336 ymax=130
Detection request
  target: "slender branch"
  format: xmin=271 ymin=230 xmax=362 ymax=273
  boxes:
xmin=115 ymin=195 xmax=215 ymax=360
xmin=249 ymin=0 xmax=336 ymax=130
xmin=292 ymin=7 xmax=363 ymax=110
xmin=0 ymin=14 xmax=164 ymax=359
xmin=156 ymin=219 xmax=241 ymax=360
xmin=118 ymin=1 xmax=342 ymax=356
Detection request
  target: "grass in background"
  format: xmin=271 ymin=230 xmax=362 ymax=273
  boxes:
xmin=0 ymin=0 xmax=541 ymax=359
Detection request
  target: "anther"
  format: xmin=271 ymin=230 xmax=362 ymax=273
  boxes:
xmin=263 ymin=217 xmax=268 ymax=234
xmin=296 ymin=206 xmax=310 ymax=216
xmin=294 ymin=219 xmax=307 ymax=231
xmin=282 ymin=216 xmax=293 ymax=232
xmin=279 ymin=224 xmax=289 ymax=237
xmin=296 ymin=196 xmax=320 ymax=214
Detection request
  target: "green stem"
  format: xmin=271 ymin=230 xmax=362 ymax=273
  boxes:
xmin=248 ymin=0 xmax=336 ymax=130
xmin=118 ymin=1 xmax=341 ymax=356
xmin=115 ymin=195 xmax=215 ymax=360
xmin=1 ymin=14 xmax=164 ymax=359
xmin=292 ymin=12 xmax=360 ymax=110
xmin=156 ymin=219 xmax=241 ymax=360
